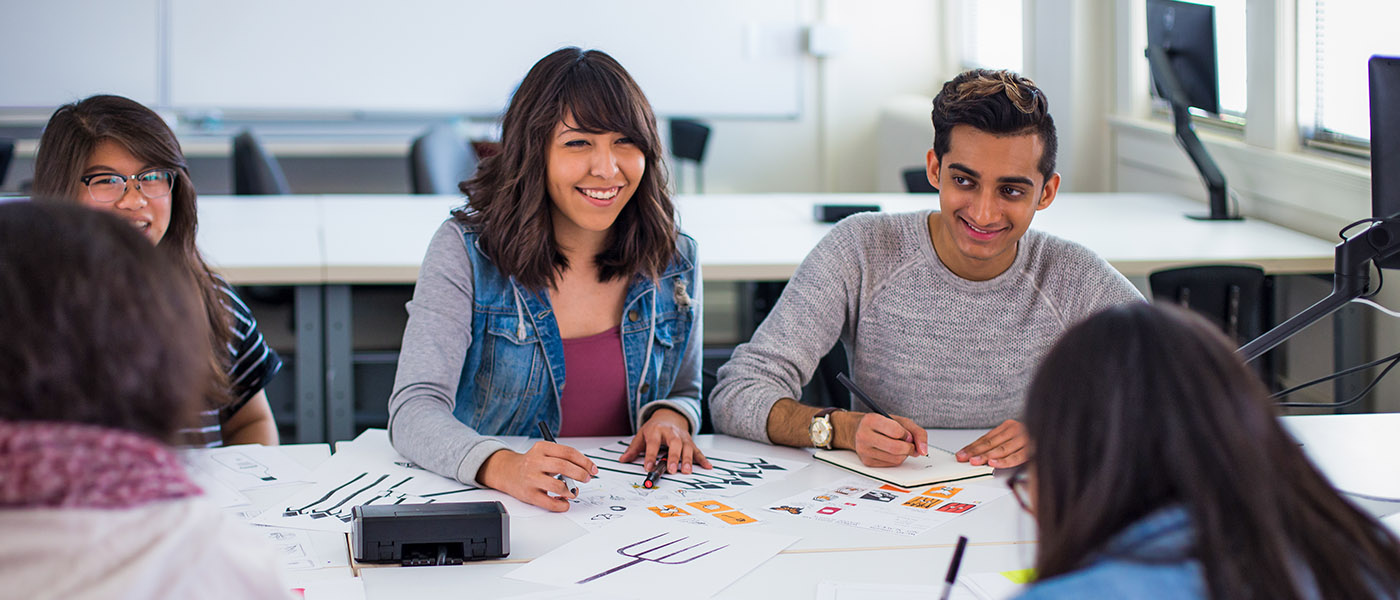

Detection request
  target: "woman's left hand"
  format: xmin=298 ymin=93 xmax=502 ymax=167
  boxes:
xmin=618 ymin=407 xmax=713 ymax=474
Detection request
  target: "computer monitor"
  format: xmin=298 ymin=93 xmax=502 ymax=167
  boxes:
xmin=1146 ymin=0 xmax=1219 ymax=115
xmin=1144 ymin=0 xmax=1235 ymax=220
xmin=1371 ymin=56 xmax=1400 ymax=268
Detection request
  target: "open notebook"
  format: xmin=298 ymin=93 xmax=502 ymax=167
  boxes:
xmin=814 ymin=447 xmax=994 ymax=488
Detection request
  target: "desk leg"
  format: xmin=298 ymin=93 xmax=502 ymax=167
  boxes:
xmin=294 ymin=285 xmax=325 ymax=444
xmin=325 ymin=284 xmax=356 ymax=442
xmin=1334 ymin=303 xmax=1372 ymax=413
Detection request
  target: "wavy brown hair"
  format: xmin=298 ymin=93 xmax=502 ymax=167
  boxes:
xmin=32 ymin=94 xmax=232 ymax=410
xmin=932 ymin=68 xmax=1057 ymax=181
xmin=456 ymin=47 xmax=676 ymax=290
xmin=1024 ymin=303 xmax=1400 ymax=599
xmin=0 ymin=202 xmax=210 ymax=443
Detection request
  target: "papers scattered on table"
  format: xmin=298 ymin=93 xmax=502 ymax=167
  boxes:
xmin=814 ymin=447 xmax=992 ymax=488
xmin=507 ymin=519 xmax=798 ymax=599
xmin=180 ymin=444 xmax=317 ymax=510
xmin=765 ymin=476 xmax=1009 ymax=536
xmin=252 ymin=525 xmax=348 ymax=571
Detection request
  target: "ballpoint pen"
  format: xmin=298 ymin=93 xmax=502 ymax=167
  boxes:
xmin=938 ymin=536 xmax=969 ymax=600
xmin=535 ymin=421 xmax=579 ymax=496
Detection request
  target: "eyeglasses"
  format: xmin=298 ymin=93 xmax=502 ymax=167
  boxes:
xmin=1007 ymin=464 xmax=1034 ymax=513
xmin=78 ymin=169 xmax=177 ymax=204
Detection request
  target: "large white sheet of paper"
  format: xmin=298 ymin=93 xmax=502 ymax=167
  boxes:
xmin=181 ymin=444 xmax=314 ymax=492
xmin=252 ymin=525 xmax=348 ymax=571
xmin=766 ymin=477 xmax=1009 ymax=536
xmin=507 ymin=519 xmax=797 ymax=599
xmin=1383 ymin=512 xmax=1400 ymax=537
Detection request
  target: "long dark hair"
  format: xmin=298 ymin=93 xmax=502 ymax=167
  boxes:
xmin=32 ymin=94 xmax=232 ymax=410
xmin=0 ymin=202 xmax=210 ymax=443
xmin=1024 ymin=303 xmax=1400 ymax=599
xmin=457 ymin=47 xmax=676 ymax=290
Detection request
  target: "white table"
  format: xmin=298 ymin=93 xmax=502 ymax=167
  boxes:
xmin=196 ymin=193 xmax=1340 ymax=442
xmin=284 ymin=419 xmax=1396 ymax=599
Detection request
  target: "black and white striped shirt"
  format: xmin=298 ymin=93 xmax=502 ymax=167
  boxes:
xmin=182 ymin=277 xmax=282 ymax=447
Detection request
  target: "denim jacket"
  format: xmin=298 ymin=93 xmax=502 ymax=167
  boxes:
xmin=453 ymin=226 xmax=702 ymax=437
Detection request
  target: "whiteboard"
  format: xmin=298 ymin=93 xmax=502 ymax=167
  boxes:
xmin=167 ymin=0 xmax=804 ymax=117
xmin=0 ymin=0 xmax=161 ymax=108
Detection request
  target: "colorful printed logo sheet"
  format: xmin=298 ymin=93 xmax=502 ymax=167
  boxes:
xmin=764 ymin=477 xmax=1009 ymax=536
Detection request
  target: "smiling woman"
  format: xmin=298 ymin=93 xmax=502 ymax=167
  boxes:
xmin=30 ymin=94 xmax=283 ymax=448
xmin=387 ymin=47 xmax=708 ymax=513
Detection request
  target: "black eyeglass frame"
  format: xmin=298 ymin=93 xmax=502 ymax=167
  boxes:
xmin=78 ymin=168 xmax=178 ymax=203
xmin=1006 ymin=464 xmax=1034 ymax=513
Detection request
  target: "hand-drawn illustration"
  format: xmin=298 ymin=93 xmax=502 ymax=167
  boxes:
xmin=686 ymin=500 xmax=733 ymax=513
xmin=766 ymin=477 xmax=1008 ymax=536
xmin=935 ymin=502 xmax=976 ymax=514
xmin=860 ymin=489 xmax=898 ymax=503
xmin=277 ymin=472 xmax=477 ymax=525
xmin=923 ymin=486 xmax=963 ymax=499
xmin=582 ymin=441 xmax=801 ymax=496
xmin=576 ymin=533 xmax=729 ymax=584
xmin=713 ymin=510 xmax=757 ymax=525
xmin=901 ymin=496 xmax=942 ymax=509
xmin=212 ymin=451 xmax=277 ymax=481
xmin=647 ymin=504 xmax=690 ymax=518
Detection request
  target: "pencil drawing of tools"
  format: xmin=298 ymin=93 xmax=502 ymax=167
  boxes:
xmin=576 ymin=533 xmax=729 ymax=584
xmin=285 ymin=472 xmax=368 ymax=517
xmin=313 ymin=473 xmax=389 ymax=521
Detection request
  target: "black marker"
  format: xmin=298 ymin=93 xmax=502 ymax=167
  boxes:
xmin=535 ymin=421 xmax=578 ymax=496
xmin=836 ymin=372 xmax=893 ymax=418
xmin=938 ymin=536 xmax=969 ymax=600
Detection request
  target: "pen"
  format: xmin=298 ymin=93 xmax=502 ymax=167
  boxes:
xmin=535 ymin=421 xmax=579 ymax=496
xmin=836 ymin=372 xmax=893 ymax=419
xmin=642 ymin=447 xmax=669 ymax=489
xmin=938 ymin=536 xmax=969 ymax=600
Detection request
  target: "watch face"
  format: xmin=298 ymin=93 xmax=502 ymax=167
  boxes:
xmin=810 ymin=417 xmax=832 ymax=447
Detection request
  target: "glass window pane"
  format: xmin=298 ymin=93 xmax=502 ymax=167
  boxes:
xmin=1299 ymin=0 xmax=1400 ymax=145
xmin=1149 ymin=0 xmax=1246 ymax=119
xmin=958 ymin=0 xmax=1023 ymax=73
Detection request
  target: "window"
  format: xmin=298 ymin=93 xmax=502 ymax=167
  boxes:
xmin=1298 ymin=0 xmax=1400 ymax=147
xmin=956 ymin=0 xmax=1023 ymax=73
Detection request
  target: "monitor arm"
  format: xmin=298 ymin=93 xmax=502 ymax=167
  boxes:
xmin=1145 ymin=46 xmax=1235 ymax=220
xmin=1241 ymin=220 xmax=1400 ymax=361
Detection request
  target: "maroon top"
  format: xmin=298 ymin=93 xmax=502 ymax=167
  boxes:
xmin=558 ymin=326 xmax=631 ymax=437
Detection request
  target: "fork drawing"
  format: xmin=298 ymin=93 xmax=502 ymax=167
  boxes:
xmin=576 ymin=533 xmax=729 ymax=584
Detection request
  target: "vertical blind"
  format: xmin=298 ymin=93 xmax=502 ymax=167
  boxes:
xmin=957 ymin=0 xmax=1023 ymax=73
xmin=1298 ymin=0 xmax=1400 ymax=146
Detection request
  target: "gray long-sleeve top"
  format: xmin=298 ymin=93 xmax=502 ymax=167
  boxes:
xmin=710 ymin=210 xmax=1144 ymax=443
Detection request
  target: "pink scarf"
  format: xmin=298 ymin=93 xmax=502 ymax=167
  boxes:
xmin=0 ymin=420 xmax=201 ymax=509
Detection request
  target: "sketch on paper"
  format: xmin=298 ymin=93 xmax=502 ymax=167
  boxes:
xmin=582 ymin=441 xmax=803 ymax=496
xmin=576 ymin=533 xmax=729 ymax=583
xmin=257 ymin=469 xmax=478 ymax=532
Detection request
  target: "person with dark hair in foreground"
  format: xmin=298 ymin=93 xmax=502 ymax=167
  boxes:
xmin=0 ymin=202 xmax=292 ymax=599
xmin=388 ymin=47 xmax=707 ymax=512
xmin=711 ymin=69 xmax=1142 ymax=468
xmin=1014 ymin=303 xmax=1400 ymax=599
xmin=32 ymin=94 xmax=282 ymax=447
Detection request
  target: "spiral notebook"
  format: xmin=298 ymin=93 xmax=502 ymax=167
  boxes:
xmin=813 ymin=447 xmax=994 ymax=488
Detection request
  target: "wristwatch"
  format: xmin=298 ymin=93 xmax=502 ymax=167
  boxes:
xmin=809 ymin=407 xmax=841 ymax=450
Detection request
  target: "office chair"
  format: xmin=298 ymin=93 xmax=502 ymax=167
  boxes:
xmin=0 ymin=137 xmax=14 ymax=190
xmin=1150 ymin=264 xmax=1275 ymax=385
xmin=409 ymin=124 xmax=478 ymax=195
xmin=232 ymin=130 xmax=292 ymax=195
xmin=669 ymin=118 xmax=711 ymax=194
xmin=902 ymin=166 xmax=937 ymax=193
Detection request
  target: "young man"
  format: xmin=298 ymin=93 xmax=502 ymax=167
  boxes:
xmin=710 ymin=69 xmax=1143 ymax=469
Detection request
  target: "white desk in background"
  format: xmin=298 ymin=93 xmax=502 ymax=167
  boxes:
xmin=197 ymin=193 xmax=1339 ymax=442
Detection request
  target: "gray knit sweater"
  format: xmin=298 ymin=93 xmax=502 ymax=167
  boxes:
xmin=709 ymin=210 xmax=1144 ymax=443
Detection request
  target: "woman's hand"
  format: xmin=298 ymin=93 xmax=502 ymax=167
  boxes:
xmin=477 ymin=442 xmax=597 ymax=512
xmin=618 ymin=407 xmax=713 ymax=474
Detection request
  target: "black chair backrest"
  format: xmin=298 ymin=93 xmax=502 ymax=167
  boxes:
xmin=669 ymin=118 xmax=711 ymax=163
xmin=0 ymin=137 xmax=14 ymax=189
xmin=232 ymin=130 xmax=291 ymax=195
xmin=1149 ymin=264 xmax=1268 ymax=343
xmin=409 ymin=124 xmax=478 ymax=195
xmin=902 ymin=167 xmax=937 ymax=193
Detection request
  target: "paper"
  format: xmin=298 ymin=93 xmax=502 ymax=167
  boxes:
xmin=507 ymin=519 xmax=797 ymax=599
xmin=252 ymin=445 xmax=484 ymax=532
xmin=815 ymin=581 xmax=977 ymax=600
xmin=181 ymin=445 xmax=314 ymax=492
xmin=766 ymin=477 xmax=1009 ymax=536
xmin=582 ymin=440 xmax=807 ymax=497
xmin=252 ymin=525 xmax=347 ymax=571
xmin=961 ymin=570 xmax=1032 ymax=600
xmin=814 ymin=447 xmax=992 ymax=488
xmin=1383 ymin=512 xmax=1400 ymax=537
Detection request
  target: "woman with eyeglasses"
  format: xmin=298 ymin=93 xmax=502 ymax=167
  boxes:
xmin=32 ymin=95 xmax=281 ymax=447
xmin=388 ymin=47 xmax=707 ymax=512
xmin=1012 ymin=302 xmax=1400 ymax=599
